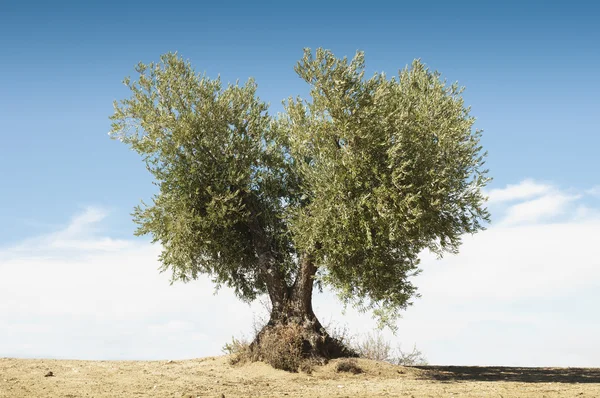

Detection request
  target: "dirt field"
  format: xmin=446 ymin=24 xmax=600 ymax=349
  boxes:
xmin=1 ymin=356 xmax=599 ymax=397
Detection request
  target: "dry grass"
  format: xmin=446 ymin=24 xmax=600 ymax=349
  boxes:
xmin=223 ymin=323 xmax=312 ymax=372
xmin=353 ymin=331 xmax=428 ymax=366
xmin=257 ymin=323 xmax=306 ymax=372
xmin=335 ymin=358 xmax=363 ymax=374
xmin=1 ymin=356 xmax=600 ymax=397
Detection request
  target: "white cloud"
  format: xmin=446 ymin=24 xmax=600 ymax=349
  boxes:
xmin=1 ymin=181 xmax=600 ymax=366
xmin=0 ymin=209 xmax=257 ymax=360
xmin=1 ymin=207 xmax=132 ymax=260
xmin=486 ymin=179 xmax=552 ymax=204
xmin=416 ymin=222 xmax=599 ymax=300
xmin=488 ymin=179 xmax=583 ymax=226
xmin=499 ymin=192 xmax=580 ymax=225
xmin=586 ymin=186 xmax=600 ymax=197
xmin=60 ymin=206 xmax=108 ymax=235
xmin=573 ymin=204 xmax=600 ymax=221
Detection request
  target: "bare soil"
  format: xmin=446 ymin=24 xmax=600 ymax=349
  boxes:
xmin=1 ymin=356 xmax=599 ymax=397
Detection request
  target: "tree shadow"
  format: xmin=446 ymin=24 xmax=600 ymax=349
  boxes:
xmin=413 ymin=366 xmax=600 ymax=384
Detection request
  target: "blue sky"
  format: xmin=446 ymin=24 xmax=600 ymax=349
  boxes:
xmin=1 ymin=1 xmax=599 ymax=365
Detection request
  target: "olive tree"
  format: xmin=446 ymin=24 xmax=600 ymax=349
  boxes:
xmin=109 ymin=48 xmax=490 ymax=361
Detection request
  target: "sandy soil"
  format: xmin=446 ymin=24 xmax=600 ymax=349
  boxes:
xmin=1 ymin=356 xmax=599 ymax=397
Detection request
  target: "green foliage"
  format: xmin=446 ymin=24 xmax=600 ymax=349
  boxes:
xmin=109 ymin=49 xmax=490 ymax=326
xmin=110 ymin=53 xmax=296 ymax=300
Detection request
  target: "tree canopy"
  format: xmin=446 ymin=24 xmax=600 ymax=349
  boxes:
xmin=109 ymin=48 xmax=490 ymax=328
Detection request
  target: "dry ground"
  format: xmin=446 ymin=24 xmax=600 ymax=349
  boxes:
xmin=1 ymin=356 xmax=599 ymax=397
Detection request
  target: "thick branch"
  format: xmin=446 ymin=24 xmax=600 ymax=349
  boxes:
xmin=243 ymin=196 xmax=290 ymax=311
xmin=292 ymin=253 xmax=317 ymax=314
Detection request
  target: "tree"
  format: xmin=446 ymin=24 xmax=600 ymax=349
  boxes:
xmin=109 ymin=48 xmax=490 ymax=363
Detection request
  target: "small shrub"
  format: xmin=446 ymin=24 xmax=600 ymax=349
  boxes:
xmin=258 ymin=323 xmax=305 ymax=372
xmin=354 ymin=332 xmax=392 ymax=362
xmin=221 ymin=336 xmax=255 ymax=365
xmin=324 ymin=322 xmax=355 ymax=351
xmin=394 ymin=344 xmax=428 ymax=366
xmin=353 ymin=332 xmax=428 ymax=366
xmin=336 ymin=358 xmax=363 ymax=374
xmin=222 ymin=336 xmax=249 ymax=355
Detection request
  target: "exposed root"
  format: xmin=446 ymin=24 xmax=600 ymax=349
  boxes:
xmin=248 ymin=321 xmax=357 ymax=372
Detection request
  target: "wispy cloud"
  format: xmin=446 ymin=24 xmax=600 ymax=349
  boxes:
xmin=499 ymin=192 xmax=580 ymax=225
xmin=486 ymin=179 xmax=553 ymax=204
xmin=586 ymin=186 xmax=600 ymax=197
xmin=489 ymin=179 xmax=584 ymax=226
xmin=1 ymin=207 xmax=132 ymax=259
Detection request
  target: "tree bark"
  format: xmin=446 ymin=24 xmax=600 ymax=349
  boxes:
xmin=254 ymin=252 xmax=354 ymax=362
xmin=243 ymin=196 xmax=353 ymax=364
xmin=243 ymin=196 xmax=290 ymax=315
xmin=265 ymin=253 xmax=322 ymax=329
xmin=292 ymin=253 xmax=317 ymax=314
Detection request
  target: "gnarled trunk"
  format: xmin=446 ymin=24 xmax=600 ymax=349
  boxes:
xmin=252 ymin=253 xmax=354 ymax=366
xmin=244 ymin=197 xmax=353 ymax=367
xmin=268 ymin=254 xmax=319 ymax=327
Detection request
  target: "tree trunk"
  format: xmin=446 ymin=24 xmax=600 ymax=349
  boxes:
xmin=243 ymin=196 xmax=353 ymax=368
xmin=243 ymin=196 xmax=289 ymax=316
xmin=266 ymin=254 xmax=318 ymax=326
xmin=252 ymin=253 xmax=355 ymax=367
